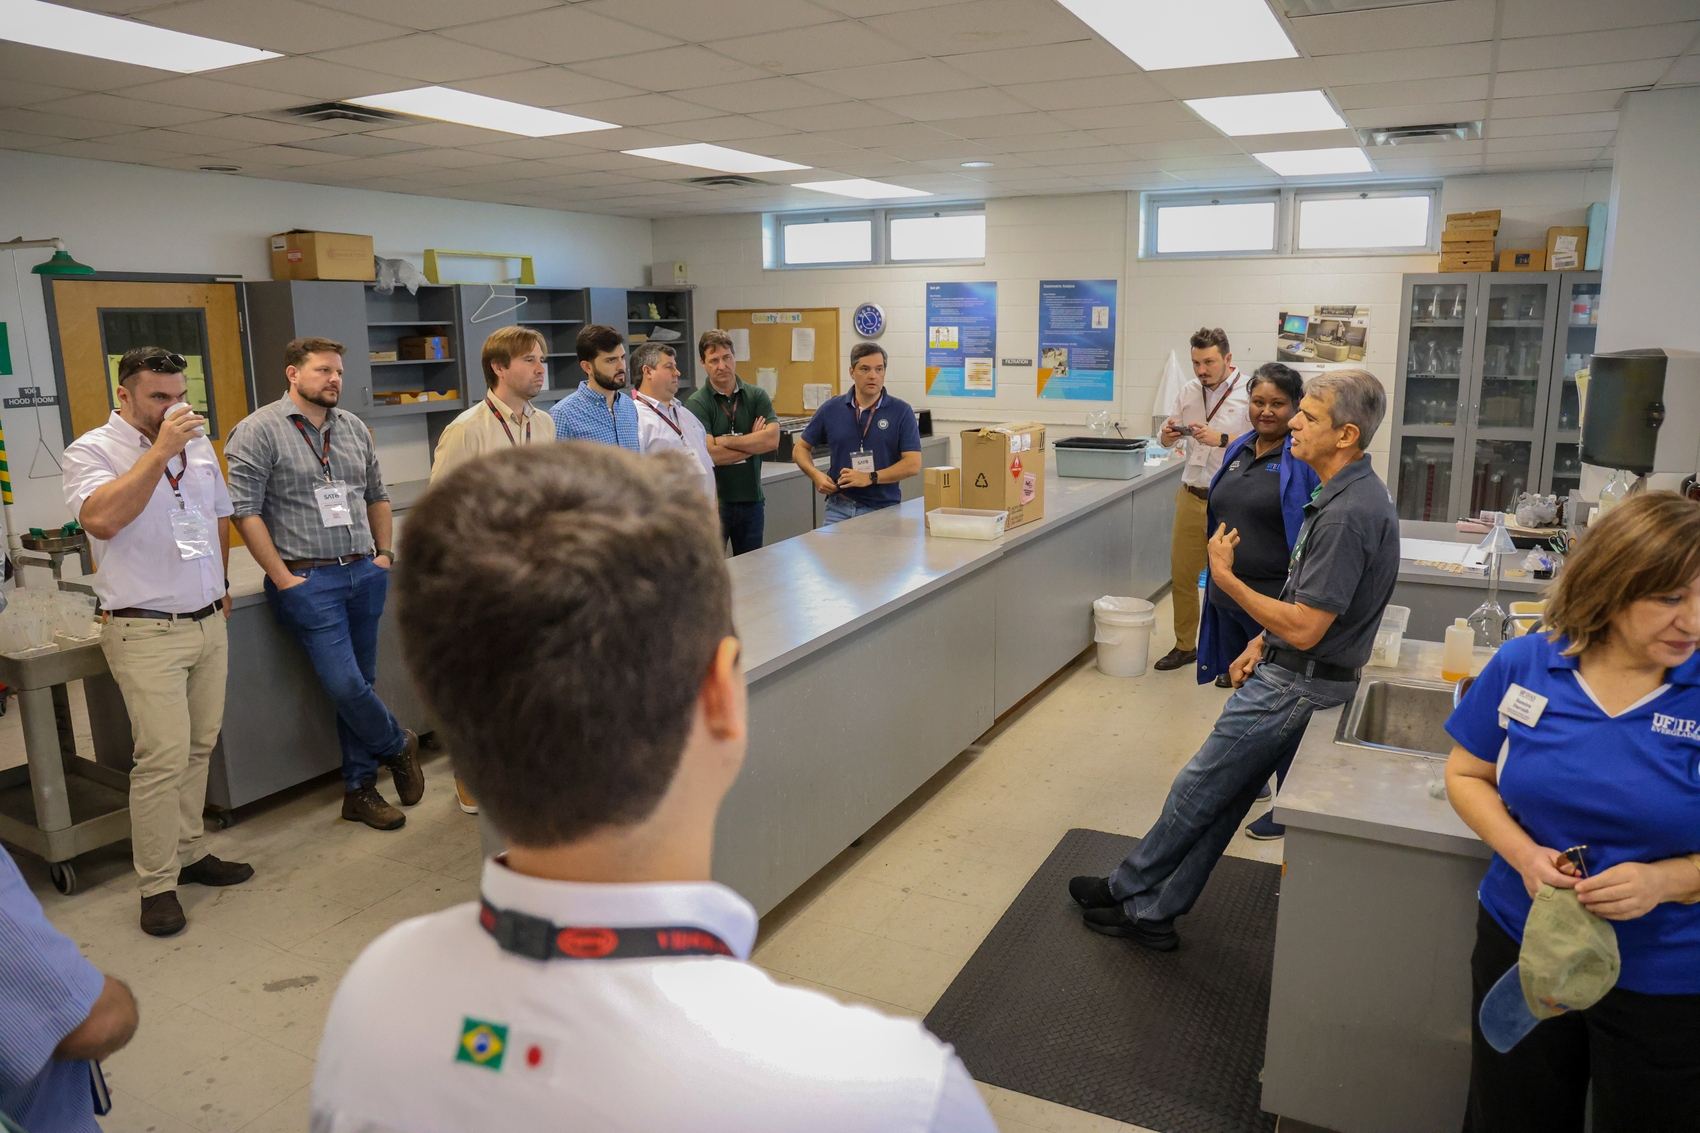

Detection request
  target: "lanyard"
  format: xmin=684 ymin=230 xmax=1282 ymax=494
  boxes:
xmin=290 ymin=416 xmax=334 ymax=482
xmin=479 ymin=897 xmax=733 ymax=962
xmin=717 ymin=389 xmax=742 ymax=434
xmin=486 ymin=398 xmax=531 ymax=445
xmin=162 ymin=453 xmax=188 ymax=507
xmin=638 ymin=393 xmax=684 ymax=438
xmin=1202 ymin=372 xmax=1240 ymax=425
xmin=850 ymin=393 xmax=883 ymax=445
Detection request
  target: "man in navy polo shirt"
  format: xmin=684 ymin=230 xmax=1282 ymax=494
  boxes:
xmin=793 ymin=343 xmax=923 ymax=524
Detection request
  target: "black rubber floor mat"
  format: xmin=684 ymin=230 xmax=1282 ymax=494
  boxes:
xmin=924 ymin=828 xmax=1280 ymax=1133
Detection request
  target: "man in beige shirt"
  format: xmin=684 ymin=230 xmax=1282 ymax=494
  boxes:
xmin=430 ymin=325 xmax=555 ymax=815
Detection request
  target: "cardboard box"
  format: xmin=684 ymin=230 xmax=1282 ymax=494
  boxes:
xmin=1498 ymin=248 xmax=1546 ymax=272
xmin=1440 ymin=235 xmax=1495 ymax=250
xmin=268 ymin=230 xmax=374 ymax=281
xmin=923 ymin=465 xmax=961 ymax=513
xmin=1439 ymin=255 xmax=1495 ymax=273
xmin=398 ymin=335 xmax=450 ymax=360
xmin=1446 ymin=209 xmax=1501 ymax=226
xmin=960 ymin=422 xmax=1046 ymax=529
xmin=1545 ymin=225 xmax=1588 ymax=271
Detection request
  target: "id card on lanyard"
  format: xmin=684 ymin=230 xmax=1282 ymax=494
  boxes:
xmin=487 ymin=398 xmax=531 ymax=445
xmin=292 ymin=416 xmax=353 ymax=528
xmin=161 ymin=451 xmax=214 ymax=560
xmin=850 ymin=394 xmax=882 ymax=474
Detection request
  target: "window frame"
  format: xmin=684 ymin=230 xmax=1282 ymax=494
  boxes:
xmin=765 ymin=203 xmax=987 ymax=270
xmin=1140 ymin=181 xmax=1440 ymax=260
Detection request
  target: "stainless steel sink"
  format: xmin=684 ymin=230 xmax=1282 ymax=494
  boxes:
xmin=1334 ymin=678 xmax=1458 ymax=760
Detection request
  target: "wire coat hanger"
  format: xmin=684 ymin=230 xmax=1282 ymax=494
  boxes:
xmin=471 ymin=282 xmax=528 ymax=323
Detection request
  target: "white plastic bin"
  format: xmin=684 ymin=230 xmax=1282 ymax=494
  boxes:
xmin=1093 ymin=596 xmax=1156 ymax=677
xmin=926 ymin=507 xmax=1007 ymax=540
xmin=1370 ymin=604 xmax=1412 ymax=668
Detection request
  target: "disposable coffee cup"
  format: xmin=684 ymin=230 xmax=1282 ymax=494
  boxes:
xmin=164 ymin=401 xmax=205 ymax=436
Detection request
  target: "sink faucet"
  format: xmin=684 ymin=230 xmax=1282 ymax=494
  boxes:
xmin=1502 ymin=611 xmax=1544 ymax=640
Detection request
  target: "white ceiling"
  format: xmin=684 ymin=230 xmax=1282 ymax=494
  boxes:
xmin=1 ymin=0 xmax=1696 ymax=217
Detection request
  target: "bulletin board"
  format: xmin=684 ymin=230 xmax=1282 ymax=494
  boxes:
xmin=715 ymin=307 xmax=840 ymax=416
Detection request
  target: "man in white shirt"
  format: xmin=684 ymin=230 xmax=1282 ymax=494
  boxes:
xmin=62 ymin=347 xmax=253 ymax=937
xmin=313 ymin=443 xmax=997 ymax=1133
xmin=630 ymin=341 xmax=716 ymax=500
xmin=1154 ymin=327 xmax=1253 ymax=672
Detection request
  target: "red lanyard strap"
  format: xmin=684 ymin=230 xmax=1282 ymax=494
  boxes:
xmin=478 ymin=898 xmax=732 ymax=961
xmin=1203 ymin=373 xmax=1240 ymax=424
xmin=162 ymin=453 xmax=187 ymax=497
xmin=486 ymin=399 xmax=530 ymax=445
xmin=290 ymin=416 xmax=333 ymax=479
xmin=640 ymin=395 xmax=684 ymax=438
xmin=851 ymin=393 xmax=883 ymax=443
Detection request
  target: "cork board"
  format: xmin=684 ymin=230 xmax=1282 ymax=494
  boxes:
xmin=714 ymin=307 xmax=841 ymax=416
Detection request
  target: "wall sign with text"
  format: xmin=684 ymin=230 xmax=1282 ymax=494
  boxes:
xmin=1038 ymin=279 xmax=1117 ymax=401
xmin=925 ymin=281 xmax=997 ymax=398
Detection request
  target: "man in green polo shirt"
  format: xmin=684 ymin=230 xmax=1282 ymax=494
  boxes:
xmin=684 ymin=330 xmax=780 ymax=555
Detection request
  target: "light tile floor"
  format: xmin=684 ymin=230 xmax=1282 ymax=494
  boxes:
xmin=13 ymin=594 xmax=1283 ymax=1133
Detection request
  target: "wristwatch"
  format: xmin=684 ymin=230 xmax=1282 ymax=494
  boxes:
xmin=375 ymin=548 xmax=396 ymax=563
xmin=1219 ymin=432 xmax=1229 ymax=448
xmin=869 ymin=469 xmax=880 ymax=485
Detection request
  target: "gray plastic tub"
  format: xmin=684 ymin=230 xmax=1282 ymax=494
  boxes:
xmin=1055 ymin=436 xmax=1148 ymax=480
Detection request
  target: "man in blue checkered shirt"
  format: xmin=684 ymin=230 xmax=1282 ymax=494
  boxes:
xmin=549 ymin=324 xmax=638 ymax=451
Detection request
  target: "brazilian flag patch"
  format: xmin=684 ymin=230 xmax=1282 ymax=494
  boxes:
xmin=456 ymin=1017 xmax=508 ymax=1071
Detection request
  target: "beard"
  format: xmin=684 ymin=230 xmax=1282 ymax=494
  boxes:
xmin=303 ymin=386 xmax=341 ymax=408
xmin=591 ymin=369 xmax=627 ymax=392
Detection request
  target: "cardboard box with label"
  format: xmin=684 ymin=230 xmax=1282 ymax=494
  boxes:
xmin=923 ymin=465 xmax=960 ymax=513
xmin=1545 ymin=226 xmax=1588 ymax=271
xmin=1499 ymin=248 xmax=1547 ymax=273
xmin=398 ymin=335 xmax=450 ymax=360
xmin=268 ymin=230 xmax=375 ymax=281
xmin=960 ymin=423 xmax=1046 ymax=529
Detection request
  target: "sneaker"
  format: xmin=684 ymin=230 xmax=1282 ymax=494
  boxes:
xmin=454 ymin=775 xmax=479 ymax=816
xmin=1256 ymin=780 xmax=1273 ymax=802
xmin=386 ymin=729 xmax=424 ymax=807
xmin=140 ymin=891 xmax=187 ymax=937
xmin=1152 ymin=648 xmax=1197 ymax=672
xmin=1081 ymin=905 xmax=1180 ymax=951
xmin=1067 ymin=875 xmax=1116 ymax=909
xmin=342 ymin=786 xmax=406 ymax=831
xmin=1245 ymin=813 xmax=1286 ymax=840
xmin=178 ymin=854 xmax=254 ymax=887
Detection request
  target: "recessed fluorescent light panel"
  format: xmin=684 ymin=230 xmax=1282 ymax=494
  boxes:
xmin=1185 ymin=90 xmax=1345 ymax=137
xmin=623 ymin=144 xmax=807 ymax=174
xmin=0 ymin=0 xmax=280 ymax=72
xmin=1056 ymin=0 xmax=1297 ymax=70
xmin=1253 ymin=147 xmax=1374 ymax=176
xmin=792 ymin=179 xmax=931 ymax=200
xmin=346 ymin=87 xmax=616 ymax=138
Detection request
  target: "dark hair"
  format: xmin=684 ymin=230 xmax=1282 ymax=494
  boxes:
xmin=117 ymin=346 xmax=184 ymax=387
xmin=1249 ymin=361 xmax=1303 ymax=406
xmin=398 ymin=443 xmax=732 ymax=847
xmin=850 ymin=342 xmax=887 ymax=368
xmin=630 ymin=341 xmax=677 ymax=380
xmin=575 ymin=324 xmax=624 ymax=363
xmin=285 ymin=336 xmax=345 ymax=369
xmin=481 ymin=325 xmax=546 ymax=391
xmin=1189 ymin=327 xmax=1230 ymax=355
xmin=698 ymin=329 xmax=734 ymax=361
xmin=1545 ymin=492 xmax=1700 ymax=657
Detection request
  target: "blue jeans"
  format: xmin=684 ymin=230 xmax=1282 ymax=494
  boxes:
xmin=266 ymin=558 xmax=407 ymax=792
xmin=1109 ymin=661 xmax=1356 ymax=925
xmin=719 ymin=500 xmax=765 ymax=554
xmin=822 ymin=495 xmax=888 ymax=524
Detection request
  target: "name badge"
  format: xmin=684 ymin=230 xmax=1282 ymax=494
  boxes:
xmin=315 ymin=480 xmax=353 ymax=528
xmin=1498 ymin=683 xmax=1548 ymax=728
xmin=850 ymin=450 xmax=875 ymax=474
xmin=169 ymin=505 xmax=215 ymax=561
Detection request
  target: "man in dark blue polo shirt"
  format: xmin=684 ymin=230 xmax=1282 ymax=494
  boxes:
xmin=1070 ymin=369 xmax=1400 ymax=951
xmin=794 ymin=343 xmax=923 ymax=524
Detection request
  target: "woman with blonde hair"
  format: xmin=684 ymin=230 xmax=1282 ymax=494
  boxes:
xmin=1444 ymin=491 xmax=1700 ymax=1131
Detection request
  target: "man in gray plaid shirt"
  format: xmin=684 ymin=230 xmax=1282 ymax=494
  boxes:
xmin=225 ymin=336 xmax=423 ymax=830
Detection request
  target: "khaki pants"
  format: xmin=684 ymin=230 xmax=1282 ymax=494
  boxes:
xmin=1169 ymin=486 xmax=1209 ymax=651
xmin=101 ymin=614 xmax=228 ymax=897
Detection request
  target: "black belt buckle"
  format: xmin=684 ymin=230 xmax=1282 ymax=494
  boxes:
xmin=493 ymin=908 xmax=554 ymax=960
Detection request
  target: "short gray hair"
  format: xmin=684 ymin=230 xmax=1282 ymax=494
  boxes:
xmin=1306 ymin=368 xmax=1386 ymax=450
xmin=630 ymin=341 xmax=677 ymax=381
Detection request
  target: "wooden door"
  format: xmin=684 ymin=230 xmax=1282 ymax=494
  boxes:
xmin=48 ymin=278 xmax=250 ymax=466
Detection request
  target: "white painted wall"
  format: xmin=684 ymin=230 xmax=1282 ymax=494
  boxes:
xmin=0 ymin=150 xmax=652 ymax=533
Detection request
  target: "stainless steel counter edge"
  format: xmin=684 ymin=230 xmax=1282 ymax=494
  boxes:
xmin=759 ymin=433 xmax=950 ymax=485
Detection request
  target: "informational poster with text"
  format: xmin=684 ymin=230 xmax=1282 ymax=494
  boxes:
xmin=1038 ymin=279 xmax=1116 ymax=400
xmin=925 ymin=281 xmax=997 ymax=398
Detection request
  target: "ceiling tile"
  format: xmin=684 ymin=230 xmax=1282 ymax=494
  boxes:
xmin=288 ymin=132 xmax=429 ymax=156
xmin=307 ymin=0 xmax=556 ymax=32
xmin=1286 ymin=0 xmax=1496 ymax=55
xmin=1498 ymin=22 xmax=1696 ymax=71
xmin=1084 ymin=121 xmax=1224 ymax=146
xmin=867 ymin=86 xmax=1034 ymax=122
xmin=385 ymin=147 xmax=491 ymax=168
xmin=0 ymin=79 xmax=78 ymax=107
xmin=1660 ymin=54 xmax=1700 ymax=85
xmin=1344 ymin=102 xmax=1488 ymax=129
xmin=1226 ymin=128 xmax=1362 ymax=151
xmin=1001 ymin=73 xmax=1170 ymax=111
xmin=313 ymin=34 xmax=539 ymax=81
xmin=1486 ymin=112 xmax=1621 ymax=138
xmin=1118 ymin=138 xmax=1245 ymax=159
xmin=1319 ymin=43 xmax=1494 ymax=85
xmin=689 ymin=76 xmax=844 ymax=113
xmin=940 ymin=39 xmax=1136 ymax=84
xmin=926 ymin=110 xmax=1067 ymax=139
xmin=1501 ymin=0 xmax=1700 ymax=37
xmin=578 ymin=0 xmax=839 ymax=41
xmin=138 ymin=0 xmax=407 ymax=54
xmin=1334 ymin=76 xmax=1491 ymax=111
xmin=116 ymin=76 xmax=301 ymax=114
xmin=1148 ymin=58 xmax=1323 ymax=101
xmin=646 ymin=115 xmax=795 ymax=143
xmin=1484 ymin=131 xmax=1616 ymax=153
xmin=0 ymin=108 xmax=125 ymax=140
xmin=799 ymin=59 xmax=979 ymax=99
xmin=441 ymin=8 xmax=678 ymax=66
xmin=208 ymin=56 xmax=418 ymax=99
xmin=0 ymin=43 xmax=171 ymax=92
xmin=31 ymin=137 xmax=160 ymax=164
xmin=1047 ymin=101 xmax=1198 ymax=132
xmin=1493 ymin=61 xmax=1671 ymax=98
xmin=452 ymin=67 xmax=642 ymax=106
xmin=561 ymin=92 xmax=724 ymax=127
xmin=367 ymin=121 xmax=515 ymax=146
xmin=573 ymin=46 xmax=770 ymax=91
xmin=710 ymin=21 xmax=921 ymax=73
xmin=455 ymin=136 xmax=595 ymax=159
xmin=995 ymin=129 xmax=1109 ymax=152
xmin=27 ymin=92 xmax=219 ymax=129
xmin=116 ymin=127 xmax=234 ymax=154
xmin=750 ymin=101 xmax=909 ymax=132
xmin=1490 ymin=90 xmax=1628 ymax=118
xmin=862 ymin=0 xmax=1090 ymax=54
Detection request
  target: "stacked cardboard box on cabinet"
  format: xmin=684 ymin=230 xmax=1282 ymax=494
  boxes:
xmin=1439 ymin=210 xmax=1499 ymax=272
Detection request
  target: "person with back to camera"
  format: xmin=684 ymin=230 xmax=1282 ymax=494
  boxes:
xmin=1444 ymin=491 xmax=1700 ymax=1133
xmin=311 ymin=442 xmax=997 ymax=1133
xmin=1195 ymin=362 xmax=1320 ymax=840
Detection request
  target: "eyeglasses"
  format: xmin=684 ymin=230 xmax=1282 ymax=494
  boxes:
xmin=143 ymin=352 xmax=188 ymax=373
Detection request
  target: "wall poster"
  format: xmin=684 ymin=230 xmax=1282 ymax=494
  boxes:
xmin=925 ymin=281 xmax=997 ymax=397
xmin=1038 ymin=279 xmax=1116 ymax=400
xmin=1275 ymin=304 xmax=1370 ymax=365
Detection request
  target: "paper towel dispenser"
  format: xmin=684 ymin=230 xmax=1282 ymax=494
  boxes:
xmin=1581 ymin=348 xmax=1700 ymax=476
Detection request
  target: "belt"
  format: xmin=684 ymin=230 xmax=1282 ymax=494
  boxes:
xmin=283 ymin=554 xmax=370 ymax=571
xmin=1263 ymin=647 xmax=1359 ymax=683
xmin=105 ymin=602 xmax=219 ymax=622
xmin=1184 ymin=484 xmax=1210 ymax=500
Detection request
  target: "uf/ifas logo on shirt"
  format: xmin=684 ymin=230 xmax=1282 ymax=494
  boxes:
xmin=1651 ymin=713 xmax=1700 ymax=741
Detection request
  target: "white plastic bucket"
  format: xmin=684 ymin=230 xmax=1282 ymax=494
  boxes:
xmin=1093 ymin=596 xmax=1157 ymax=677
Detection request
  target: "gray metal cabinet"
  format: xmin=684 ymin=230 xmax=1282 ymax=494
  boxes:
xmin=1388 ymin=271 xmax=1602 ymax=521
xmin=455 ymin=285 xmax=589 ymax=412
xmin=243 ymin=280 xmax=372 ymax=409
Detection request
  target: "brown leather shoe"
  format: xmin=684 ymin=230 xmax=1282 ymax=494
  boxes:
xmin=1152 ymin=647 xmax=1197 ymax=672
xmin=386 ymin=729 xmax=424 ymax=807
xmin=178 ymin=854 xmax=254 ymax=887
xmin=342 ymin=786 xmax=406 ymax=831
xmin=140 ymin=891 xmax=187 ymax=937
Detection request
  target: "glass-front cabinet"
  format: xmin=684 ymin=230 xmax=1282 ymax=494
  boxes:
xmin=1389 ymin=271 xmax=1601 ymax=521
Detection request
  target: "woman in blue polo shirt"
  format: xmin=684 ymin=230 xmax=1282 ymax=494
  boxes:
xmin=1197 ymin=363 xmax=1319 ymax=839
xmin=1445 ymin=491 xmax=1700 ymax=1132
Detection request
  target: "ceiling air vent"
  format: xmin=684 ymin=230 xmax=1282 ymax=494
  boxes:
xmin=269 ymin=101 xmax=414 ymax=126
xmin=681 ymin=174 xmax=765 ymax=188
xmin=1358 ymin=121 xmax=1483 ymax=147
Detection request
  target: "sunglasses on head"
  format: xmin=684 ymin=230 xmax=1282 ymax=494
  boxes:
xmin=143 ymin=352 xmax=188 ymax=373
